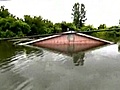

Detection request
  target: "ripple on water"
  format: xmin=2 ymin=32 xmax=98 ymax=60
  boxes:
xmin=0 ymin=42 xmax=120 ymax=90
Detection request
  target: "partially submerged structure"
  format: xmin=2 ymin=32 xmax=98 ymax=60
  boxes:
xmin=19 ymin=31 xmax=114 ymax=46
xmin=18 ymin=31 xmax=114 ymax=66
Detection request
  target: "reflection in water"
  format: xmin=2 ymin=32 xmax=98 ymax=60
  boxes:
xmin=34 ymin=43 xmax=105 ymax=54
xmin=0 ymin=41 xmax=43 ymax=90
xmin=33 ymin=43 xmax=107 ymax=66
xmin=1 ymin=41 xmax=120 ymax=90
xmin=0 ymin=41 xmax=43 ymax=73
xmin=73 ymin=52 xmax=85 ymax=66
xmin=118 ymin=44 xmax=120 ymax=52
xmin=0 ymin=41 xmax=43 ymax=63
xmin=0 ymin=41 xmax=43 ymax=74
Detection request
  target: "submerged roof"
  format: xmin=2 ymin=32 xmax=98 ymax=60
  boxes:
xmin=18 ymin=31 xmax=114 ymax=45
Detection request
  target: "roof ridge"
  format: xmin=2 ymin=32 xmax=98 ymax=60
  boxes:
xmin=18 ymin=31 xmax=114 ymax=45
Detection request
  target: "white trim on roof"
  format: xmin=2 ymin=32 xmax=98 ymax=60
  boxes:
xmin=18 ymin=31 xmax=114 ymax=45
xmin=76 ymin=33 xmax=114 ymax=44
xmin=18 ymin=34 xmax=61 ymax=45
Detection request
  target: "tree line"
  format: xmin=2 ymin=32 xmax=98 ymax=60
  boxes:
xmin=0 ymin=3 xmax=120 ymax=42
xmin=0 ymin=5 xmax=77 ymax=38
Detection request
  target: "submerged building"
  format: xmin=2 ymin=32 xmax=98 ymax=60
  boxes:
xmin=19 ymin=31 xmax=114 ymax=54
xmin=19 ymin=31 xmax=114 ymax=46
xmin=18 ymin=31 xmax=114 ymax=66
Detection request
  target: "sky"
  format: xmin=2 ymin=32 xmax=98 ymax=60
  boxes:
xmin=0 ymin=0 xmax=120 ymax=27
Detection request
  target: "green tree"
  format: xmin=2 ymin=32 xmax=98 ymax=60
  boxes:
xmin=80 ymin=25 xmax=96 ymax=31
xmin=71 ymin=3 xmax=87 ymax=29
xmin=0 ymin=16 xmax=16 ymax=32
xmin=10 ymin=20 xmax=31 ymax=36
xmin=66 ymin=22 xmax=76 ymax=31
xmin=5 ymin=30 xmax=15 ymax=37
xmin=98 ymin=24 xmax=107 ymax=29
xmin=108 ymin=26 xmax=119 ymax=29
xmin=24 ymin=15 xmax=47 ymax=35
xmin=0 ymin=6 xmax=10 ymax=18
xmin=43 ymin=19 xmax=54 ymax=34
xmin=61 ymin=21 xmax=76 ymax=32
xmin=53 ymin=23 xmax=62 ymax=33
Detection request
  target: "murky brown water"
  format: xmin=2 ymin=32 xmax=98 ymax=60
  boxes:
xmin=0 ymin=41 xmax=120 ymax=90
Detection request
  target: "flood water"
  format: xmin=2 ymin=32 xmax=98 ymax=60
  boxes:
xmin=0 ymin=41 xmax=120 ymax=90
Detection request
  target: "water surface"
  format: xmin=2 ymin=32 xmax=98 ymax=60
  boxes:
xmin=0 ymin=41 xmax=120 ymax=90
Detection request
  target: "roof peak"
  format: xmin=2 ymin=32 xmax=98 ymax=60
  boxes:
xmin=62 ymin=31 xmax=76 ymax=34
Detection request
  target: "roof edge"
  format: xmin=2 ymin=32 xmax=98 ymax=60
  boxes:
xmin=76 ymin=33 xmax=114 ymax=44
xmin=18 ymin=31 xmax=114 ymax=45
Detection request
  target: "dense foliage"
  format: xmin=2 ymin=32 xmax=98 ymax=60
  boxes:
xmin=0 ymin=6 xmax=78 ymax=37
xmin=0 ymin=4 xmax=120 ymax=42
